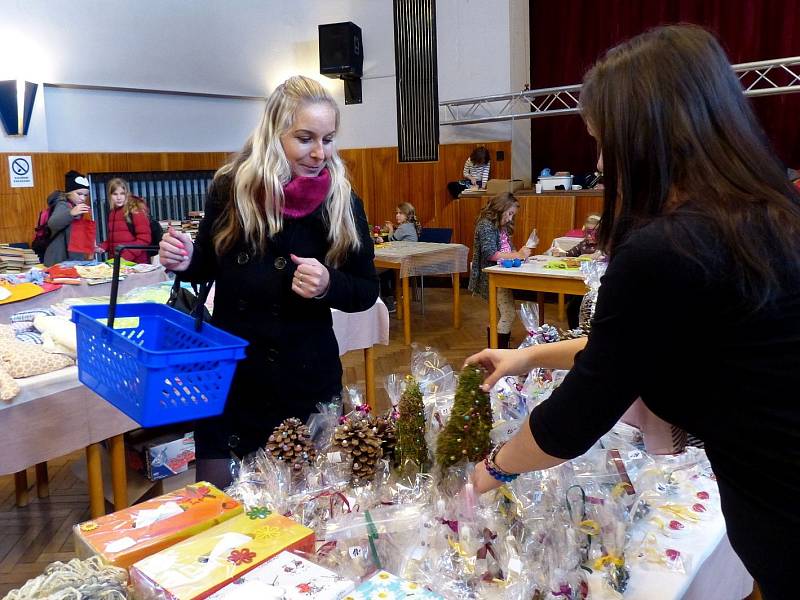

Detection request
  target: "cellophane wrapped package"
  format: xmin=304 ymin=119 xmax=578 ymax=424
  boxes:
xmin=73 ymin=482 xmax=242 ymax=569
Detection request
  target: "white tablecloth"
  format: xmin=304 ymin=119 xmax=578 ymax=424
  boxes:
xmin=332 ymin=298 xmax=390 ymax=355
xmin=374 ymin=242 xmax=468 ymax=278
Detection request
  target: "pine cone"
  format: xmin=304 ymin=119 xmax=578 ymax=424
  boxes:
xmin=374 ymin=414 xmax=397 ymax=462
xmin=333 ymin=419 xmax=383 ymax=485
xmin=265 ymin=417 xmax=317 ymax=473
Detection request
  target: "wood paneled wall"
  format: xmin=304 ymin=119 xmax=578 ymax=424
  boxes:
xmin=0 ymin=142 xmax=511 ymax=246
xmin=0 ymin=152 xmax=231 ymax=245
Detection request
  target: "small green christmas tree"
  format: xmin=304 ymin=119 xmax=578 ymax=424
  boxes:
xmin=395 ymin=376 xmax=429 ymax=471
xmin=436 ymin=366 xmax=493 ymax=470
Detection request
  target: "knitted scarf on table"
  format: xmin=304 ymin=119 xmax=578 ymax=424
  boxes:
xmin=282 ymin=168 xmax=331 ymax=218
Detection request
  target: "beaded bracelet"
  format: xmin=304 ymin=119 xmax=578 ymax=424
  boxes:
xmin=484 ymin=442 xmax=519 ymax=483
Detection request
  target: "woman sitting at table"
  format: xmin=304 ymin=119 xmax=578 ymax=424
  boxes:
xmin=468 ymin=192 xmax=531 ymax=348
xmin=376 ymin=202 xmax=421 ymax=312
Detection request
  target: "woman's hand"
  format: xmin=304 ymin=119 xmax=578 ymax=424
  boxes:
xmin=291 ymin=254 xmax=330 ymax=298
xmin=519 ymin=246 xmax=532 ymax=259
xmin=464 ymin=347 xmax=536 ymax=391
xmin=159 ymin=227 xmax=193 ymax=272
xmin=375 ymin=236 xmax=384 ymax=244
xmin=93 ymin=246 xmax=105 ymax=254
xmin=384 ymin=221 xmax=394 ymax=235
xmin=70 ymin=203 xmax=90 ymax=217
xmin=472 ymin=460 xmax=504 ymax=494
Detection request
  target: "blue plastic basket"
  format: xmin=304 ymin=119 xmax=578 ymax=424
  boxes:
xmin=72 ymin=302 xmax=248 ymax=427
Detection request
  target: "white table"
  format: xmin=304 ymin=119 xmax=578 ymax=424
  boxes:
xmin=484 ymin=256 xmax=587 ymax=347
xmin=374 ymin=242 xmax=468 ymax=345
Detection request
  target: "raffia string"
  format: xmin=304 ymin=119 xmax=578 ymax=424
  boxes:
xmin=3 ymin=556 xmax=128 ymax=600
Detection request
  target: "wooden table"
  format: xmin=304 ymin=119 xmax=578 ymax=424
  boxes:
xmin=1 ymin=367 xmax=138 ymax=518
xmin=485 ymin=257 xmax=587 ymax=348
xmin=374 ymin=242 xmax=468 ymax=345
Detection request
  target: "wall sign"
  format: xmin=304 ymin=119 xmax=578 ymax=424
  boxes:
xmin=8 ymin=155 xmax=34 ymax=187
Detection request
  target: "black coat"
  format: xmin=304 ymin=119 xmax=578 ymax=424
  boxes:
xmin=182 ymin=176 xmax=379 ymax=458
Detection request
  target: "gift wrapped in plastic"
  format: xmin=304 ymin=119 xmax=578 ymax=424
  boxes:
xmin=577 ymin=258 xmax=607 ymax=333
xmin=74 ymin=482 xmax=242 ymax=569
xmin=130 ymin=511 xmax=314 ymax=600
xmin=206 ymin=550 xmax=356 ymax=599
xmin=306 ymin=397 xmax=344 ymax=452
xmin=2 ymin=556 xmax=129 ymax=600
xmin=410 ymin=344 xmax=455 ymax=396
xmin=489 ymin=375 xmax=528 ymax=444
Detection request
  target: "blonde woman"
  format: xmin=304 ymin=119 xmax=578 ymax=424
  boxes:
xmin=468 ymin=192 xmax=531 ymax=348
xmin=97 ymin=178 xmax=151 ymax=263
xmin=380 ymin=202 xmax=421 ymax=242
xmin=159 ymin=76 xmax=378 ymax=486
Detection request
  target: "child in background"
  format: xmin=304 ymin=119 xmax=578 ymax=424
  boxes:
xmin=377 ymin=202 xmax=421 ymax=311
xmin=97 ymin=178 xmax=151 ymax=263
xmin=468 ymin=192 xmax=531 ymax=348
xmin=42 ymin=170 xmax=93 ymax=267
xmin=447 ymin=146 xmax=491 ymax=198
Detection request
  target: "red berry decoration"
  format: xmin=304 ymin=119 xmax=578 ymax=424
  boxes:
xmin=696 ymin=491 xmax=710 ymax=500
xmin=666 ymin=549 xmax=681 ymax=561
xmin=692 ymin=503 xmax=707 ymax=513
xmin=668 ymin=520 xmax=684 ymax=530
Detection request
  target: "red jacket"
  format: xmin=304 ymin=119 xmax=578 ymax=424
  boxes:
xmin=101 ymin=207 xmax=151 ymax=263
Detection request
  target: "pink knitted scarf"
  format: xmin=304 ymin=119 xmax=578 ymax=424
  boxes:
xmin=282 ymin=168 xmax=331 ymax=218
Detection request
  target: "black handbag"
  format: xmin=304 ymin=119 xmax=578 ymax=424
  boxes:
xmin=167 ymin=277 xmax=213 ymax=331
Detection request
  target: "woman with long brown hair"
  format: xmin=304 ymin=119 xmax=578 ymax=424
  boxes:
xmin=466 ymin=25 xmax=800 ymax=597
xmin=468 ymin=192 xmax=531 ymax=348
xmin=159 ymin=76 xmax=378 ymax=487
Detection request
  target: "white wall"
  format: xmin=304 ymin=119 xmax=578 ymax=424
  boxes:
xmin=0 ymin=0 xmax=518 ymax=152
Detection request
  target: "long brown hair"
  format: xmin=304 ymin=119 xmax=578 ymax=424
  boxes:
xmin=107 ymin=178 xmax=142 ymax=221
xmin=212 ymin=76 xmax=359 ymax=267
xmin=581 ymin=24 xmax=800 ymax=306
xmin=396 ymin=202 xmax=421 ymax=237
xmin=477 ymin=192 xmax=519 ymax=235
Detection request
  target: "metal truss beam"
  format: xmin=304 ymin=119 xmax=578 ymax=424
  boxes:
xmin=440 ymin=56 xmax=800 ymax=126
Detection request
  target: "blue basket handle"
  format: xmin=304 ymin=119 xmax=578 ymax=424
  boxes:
xmin=108 ymin=244 xmax=161 ymax=328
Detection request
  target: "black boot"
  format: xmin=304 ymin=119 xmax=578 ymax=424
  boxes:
xmin=497 ymin=332 xmax=511 ymax=349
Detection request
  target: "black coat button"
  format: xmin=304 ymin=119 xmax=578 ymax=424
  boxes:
xmin=227 ymin=434 xmax=240 ymax=449
xmin=266 ymin=348 xmax=279 ymax=362
xmin=270 ymin=304 xmax=280 ymax=317
xmin=237 ymin=252 xmax=249 ymax=265
xmin=274 ymin=256 xmax=287 ymax=270
xmin=237 ymin=299 xmax=248 ymax=311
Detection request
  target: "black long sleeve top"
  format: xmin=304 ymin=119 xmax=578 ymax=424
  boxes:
xmin=529 ymin=206 xmax=800 ymax=593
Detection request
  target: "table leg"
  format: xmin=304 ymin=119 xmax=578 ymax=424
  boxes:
xmin=109 ymin=434 xmax=128 ymax=511
xmin=488 ymin=276 xmax=498 ymax=348
xmin=558 ymin=293 xmax=565 ymax=322
xmin=35 ymin=462 xmax=49 ymax=499
xmin=364 ymin=347 xmax=376 ymax=411
xmin=86 ymin=443 xmax=105 ymax=519
xmin=402 ymin=276 xmax=411 ymax=345
xmin=537 ymin=292 xmax=546 ymax=325
xmin=452 ymin=273 xmax=461 ymax=329
xmin=394 ymin=270 xmax=402 ymax=320
xmin=14 ymin=469 xmax=29 ymax=508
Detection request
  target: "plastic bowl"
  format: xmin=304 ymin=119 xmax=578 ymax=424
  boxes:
xmin=512 ymin=258 xmax=522 ymax=267
xmin=501 ymin=259 xmax=513 ymax=268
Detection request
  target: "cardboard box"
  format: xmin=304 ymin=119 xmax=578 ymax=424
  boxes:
xmin=484 ymin=178 xmax=528 ymax=195
xmin=207 ymin=551 xmax=355 ymax=599
xmin=131 ymin=512 xmax=315 ymax=600
xmin=344 ymin=571 xmax=443 ymax=599
xmin=126 ymin=430 xmax=196 ymax=481
xmin=74 ymin=482 xmax=242 ymax=569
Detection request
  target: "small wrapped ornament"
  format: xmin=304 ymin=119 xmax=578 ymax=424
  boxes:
xmin=266 ymin=418 xmax=317 ymax=473
xmin=333 ymin=418 xmax=384 ymax=485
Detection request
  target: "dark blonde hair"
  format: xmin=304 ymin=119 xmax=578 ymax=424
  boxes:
xmin=396 ymin=202 xmax=421 ymax=237
xmin=581 ymin=24 xmax=800 ymax=306
xmin=107 ymin=178 xmax=142 ymax=221
xmin=213 ymin=76 xmax=359 ymax=267
xmin=470 ymin=146 xmax=490 ymax=165
xmin=477 ymin=192 xmax=519 ymax=235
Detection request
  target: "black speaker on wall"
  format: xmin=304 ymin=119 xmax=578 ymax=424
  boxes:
xmin=319 ymin=21 xmax=363 ymax=104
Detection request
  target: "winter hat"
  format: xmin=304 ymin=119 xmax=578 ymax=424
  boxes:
xmin=65 ymin=170 xmax=90 ymax=193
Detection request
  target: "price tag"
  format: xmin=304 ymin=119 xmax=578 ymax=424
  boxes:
xmin=327 ymin=451 xmax=343 ymax=464
xmin=508 ymin=557 xmax=523 ymax=575
xmin=348 ymin=545 xmax=364 ymax=559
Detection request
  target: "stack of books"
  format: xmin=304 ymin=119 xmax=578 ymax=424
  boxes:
xmin=180 ymin=211 xmax=204 ymax=240
xmin=0 ymin=246 xmax=25 ymax=273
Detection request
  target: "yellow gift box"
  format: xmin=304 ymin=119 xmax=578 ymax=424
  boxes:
xmin=130 ymin=510 xmax=314 ymax=600
xmin=74 ymin=482 xmax=243 ymax=569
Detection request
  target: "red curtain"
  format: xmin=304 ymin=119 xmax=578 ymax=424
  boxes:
xmin=529 ymin=0 xmax=800 ymax=179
